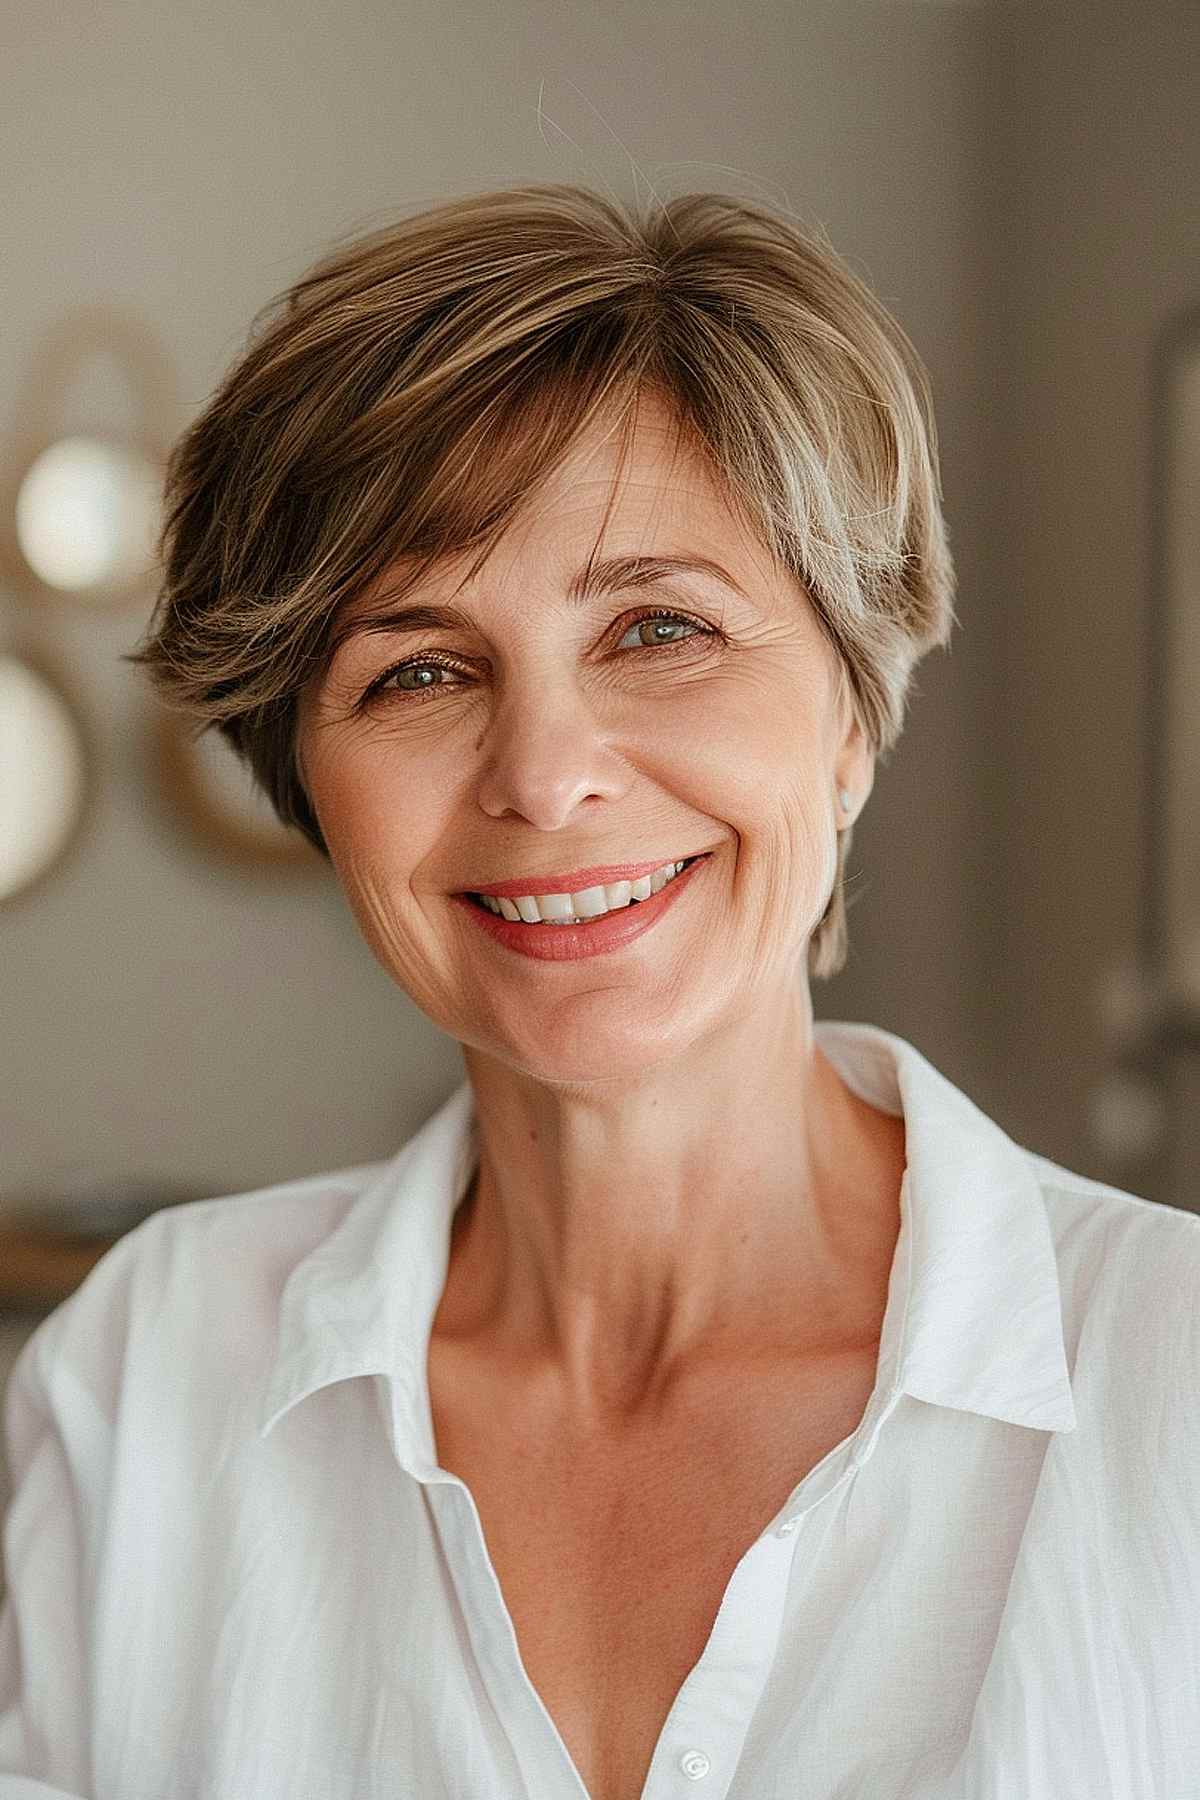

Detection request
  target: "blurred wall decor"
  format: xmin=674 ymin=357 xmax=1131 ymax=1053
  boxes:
xmin=0 ymin=308 xmax=168 ymax=905
xmin=151 ymin=707 xmax=324 ymax=870
xmin=0 ymin=307 xmax=170 ymax=612
xmin=0 ymin=305 xmax=317 ymax=892
xmin=0 ymin=640 xmax=91 ymax=905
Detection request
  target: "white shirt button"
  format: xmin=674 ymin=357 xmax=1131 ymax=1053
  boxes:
xmin=679 ymin=1748 xmax=711 ymax=1779
xmin=775 ymin=1515 xmax=798 ymax=1537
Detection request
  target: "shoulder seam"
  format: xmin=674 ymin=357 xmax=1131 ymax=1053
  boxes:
xmin=1026 ymin=1152 xmax=1200 ymax=1224
xmin=140 ymin=1167 xmax=383 ymax=1230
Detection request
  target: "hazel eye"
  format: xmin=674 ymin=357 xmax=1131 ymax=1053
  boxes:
xmin=363 ymin=658 xmax=465 ymax=704
xmin=616 ymin=609 xmax=711 ymax=650
xmin=359 ymin=607 xmax=714 ymax=709
xmin=384 ymin=664 xmax=455 ymax=694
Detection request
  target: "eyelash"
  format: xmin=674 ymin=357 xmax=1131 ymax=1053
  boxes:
xmin=359 ymin=608 xmax=717 ymax=706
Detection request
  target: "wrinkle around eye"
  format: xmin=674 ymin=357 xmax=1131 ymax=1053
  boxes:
xmin=375 ymin=626 xmax=719 ymax=712
xmin=321 ymin=608 xmax=733 ymax=730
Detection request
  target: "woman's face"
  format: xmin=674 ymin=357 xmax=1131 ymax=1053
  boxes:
xmin=297 ymin=393 xmax=873 ymax=1082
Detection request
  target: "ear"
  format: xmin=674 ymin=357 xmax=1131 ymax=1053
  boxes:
xmin=835 ymin=706 xmax=875 ymax=820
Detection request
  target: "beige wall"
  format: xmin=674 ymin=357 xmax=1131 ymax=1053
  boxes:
xmin=2 ymin=0 xmax=996 ymax=1213
xmin=979 ymin=0 xmax=1200 ymax=1201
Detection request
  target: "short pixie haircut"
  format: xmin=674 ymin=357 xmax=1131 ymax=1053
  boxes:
xmin=133 ymin=183 xmax=957 ymax=979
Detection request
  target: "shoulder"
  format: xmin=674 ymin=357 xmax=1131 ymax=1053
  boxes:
xmin=11 ymin=1158 xmax=388 ymax=1425
xmin=1026 ymin=1147 xmax=1200 ymax=1285
xmin=1024 ymin=1149 xmax=1200 ymax=1436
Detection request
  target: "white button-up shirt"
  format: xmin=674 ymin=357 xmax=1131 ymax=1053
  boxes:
xmin=2 ymin=1019 xmax=1199 ymax=1799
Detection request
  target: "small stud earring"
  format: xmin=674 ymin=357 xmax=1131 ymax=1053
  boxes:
xmin=837 ymin=787 xmax=851 ymax=813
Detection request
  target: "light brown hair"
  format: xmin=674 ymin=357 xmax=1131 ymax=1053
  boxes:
xmin=132 ymin=183 xmax=957 ymax=978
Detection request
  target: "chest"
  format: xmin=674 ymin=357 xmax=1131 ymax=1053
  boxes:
xmin=427 ymin=1343 xmax=879 ymax=1800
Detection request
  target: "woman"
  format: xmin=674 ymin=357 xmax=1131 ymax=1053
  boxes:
xmin=2 ymin=185 xmax=1198 ymax=1800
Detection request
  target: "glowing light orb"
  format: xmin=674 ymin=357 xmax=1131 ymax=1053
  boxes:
xmin=15 ymin=436 xmax=160 ymax=594
xmin=0 ymin=656 xmax=88 ymax=900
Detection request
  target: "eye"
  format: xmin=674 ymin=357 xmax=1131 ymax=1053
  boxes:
xmin=359 ymin=607 xmax=715 ymax=707
xmin=615 ymin=608 xmax=713 ymax=652
xmin=364 ymin=657 xmax=462 ymax=701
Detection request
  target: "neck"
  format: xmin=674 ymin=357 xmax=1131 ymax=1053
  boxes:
xmin=434 ymin=997 xmax=906 ymax=1422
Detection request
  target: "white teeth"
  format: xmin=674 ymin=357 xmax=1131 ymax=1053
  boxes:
xmin=475 ymin=859 xmax=691 ymax=923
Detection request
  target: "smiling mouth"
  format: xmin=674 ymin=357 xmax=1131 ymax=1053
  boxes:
xmin=465 ymin=853 xmax=710 ymax=921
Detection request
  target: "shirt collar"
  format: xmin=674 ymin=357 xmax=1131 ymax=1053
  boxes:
xmin=258 ymin=1019 xmax=1076 ymax=1465
xmin=818 ymin=1021 xmax=1076 ymax=1435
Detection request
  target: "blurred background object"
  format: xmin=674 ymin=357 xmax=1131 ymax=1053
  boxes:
xmin=13 ymin=435 xmax=160 ymax=598
xmin=0 ymin=645 xmax=90 ymax=904
xmin=0 ymin=306 xmax=172 ymax=609
xmin=2 ymin=0 xmax=1199 ymax=1543
xmin=0 ymin=1177 xmax=204 ymax=1313
xmin=151 ymin=709 xmax=325 ymax=870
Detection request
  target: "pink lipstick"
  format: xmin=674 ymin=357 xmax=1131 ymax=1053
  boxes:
xmin=452 ymin=853 xmax=711 ymax=962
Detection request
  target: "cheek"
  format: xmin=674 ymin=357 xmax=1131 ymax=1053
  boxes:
xmin=676 ymin=682 xmax=831 ymax=840
xmin=680 ymin=682 xmax=836 ymax=932
xmin=342 ymin=859 xmax=416 ymax=970
xmin=304 ymin=719 xmax=461 ymax=897
xmin=305 ymin=737 xmax=421 ymax=868
xmin=327 ymin=840 xmax=453 ymax=1010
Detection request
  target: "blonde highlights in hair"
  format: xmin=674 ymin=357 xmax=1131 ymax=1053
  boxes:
xmin=133 ymin=183 xmax=956 ymax=978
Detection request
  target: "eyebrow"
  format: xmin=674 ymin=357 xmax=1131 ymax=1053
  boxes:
xmin=325 ymin=554 xmax=746 ymax=663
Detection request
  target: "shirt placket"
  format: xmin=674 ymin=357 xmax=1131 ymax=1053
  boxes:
xmin=639 ymin=1380 xmax=909 ymax=1799
xmin=424 ymin=1372 xmax=908 ymax=1800
xmin=427 ymin=1475 xmax=594 ymax=1800
xmin=428 ymin=1473 xmax=801 ymax=1800
xmin=635 ymin=1519 xmax=802 ymax=1800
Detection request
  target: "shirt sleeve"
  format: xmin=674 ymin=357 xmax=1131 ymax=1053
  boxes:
xmin=0 ymin=1317 xmax=100 ymax=1799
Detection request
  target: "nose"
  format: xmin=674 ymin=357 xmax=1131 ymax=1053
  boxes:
xmin=472 ymin=669 xmax=631 ymax=831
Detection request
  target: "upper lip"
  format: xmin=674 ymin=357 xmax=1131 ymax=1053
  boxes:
xmin=461 ymin=854 xmax=709 ymax=899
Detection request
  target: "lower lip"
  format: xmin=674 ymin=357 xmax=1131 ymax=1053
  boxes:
xmin=450 ymin=856 xmax=711 ymax=962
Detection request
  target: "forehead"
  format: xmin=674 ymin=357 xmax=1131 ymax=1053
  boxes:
xmin=504 ymin=393 xmax=768 ymax=570
xmin=356 ymin=391 xmax=780 ymax=613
